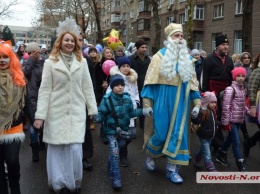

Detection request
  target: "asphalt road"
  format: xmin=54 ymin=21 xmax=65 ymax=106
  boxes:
xmin=19 ymin=122 xmax=260 ymax=194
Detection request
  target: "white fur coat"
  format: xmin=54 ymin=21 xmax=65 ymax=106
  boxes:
xmin=106 ymin=66 xmax=140 ymax=107
xmin=35 ymin=55 xmax=97 ymax=144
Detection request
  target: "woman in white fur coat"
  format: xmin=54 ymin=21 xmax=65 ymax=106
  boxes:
xmin=106 ymin=56 xmax=139 ymax=166
xmin=33 ymin=24 xmax=97 ymax=193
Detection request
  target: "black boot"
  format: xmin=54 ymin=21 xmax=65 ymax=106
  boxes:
xmin=236 ymin=159 xmax=246 ymax=171
xmin=119 ymin=146 xmax=128 ymax=167
xmin=0 ymin=177 xmax=9 ymax=194
xmin=83 ymin=159 xmax=93 ymax=171
xmin=30 ymin=143 xmax=39 ymax=162
xmin=216 ymin=149 xmax=230 ymax=166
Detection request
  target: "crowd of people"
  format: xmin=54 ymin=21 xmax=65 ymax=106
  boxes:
xmin=1 ymin=18 xmax=260 ymax=194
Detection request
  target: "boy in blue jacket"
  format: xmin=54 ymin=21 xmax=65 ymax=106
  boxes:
xmin=92 ymin=74 xmax=152 ymax=190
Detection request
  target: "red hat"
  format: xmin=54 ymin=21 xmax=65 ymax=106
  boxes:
xmin=231 ymin=67 xmax=246 ymax=80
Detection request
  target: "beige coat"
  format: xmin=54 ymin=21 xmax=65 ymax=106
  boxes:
xmin=35 ymin=55 xmax=97 ymax=144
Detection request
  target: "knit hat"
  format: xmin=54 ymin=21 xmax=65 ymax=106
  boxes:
xmin=191 ymin=49 xmax=200 ymax=56
xmin=135 ymin=40 xmax=146 ymax=50
xmin=88 ymin=47 xmax=97 ymax=54
xmin=116 ymin=46 xmax=124 ymax=52
xmin=201 ymin=92 xmax=217 ymax=110
xmin=215 ymin=34 xmax=229 ymax=47
xmin=26 ymin=42 xmax=40 ymax=53
xmin=110 ymin=74 xmax=125 ymax=89
xmin=200 ymin=50 xmax=207 ymax=56
xmin=41 ymin=44 xmax=47 ymax=49
xmin=231 ymin=67 xmax=246 ymax=80
xmin=164 ymin=23 xmax=183 ymax=38
xmin=117 ymin=57 xmax=131 ymax=69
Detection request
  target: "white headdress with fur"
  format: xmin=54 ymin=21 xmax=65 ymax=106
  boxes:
xmin=56 ymin=17 xmax=81 ymax=37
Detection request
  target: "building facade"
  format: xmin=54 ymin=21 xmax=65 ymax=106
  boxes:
xmin=95 ymin=0 xmax=260 ymax=57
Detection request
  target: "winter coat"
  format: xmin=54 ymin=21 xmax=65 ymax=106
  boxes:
xmin=191 ymin=109 xmax=218 ymax=139
xmin=96 ymin=92 xmax=143 ymax=135
xmin=106 ymin=65 xmax=140 ymax=107
xmin=23 ymin=58 xmax=44 ymax=113
xmin=221 ymin=81 xmax=248 ymax=125
xmin=128 ymin=53 xmax=150 ymax=94
xmin=201 ymin=52 xmax=233 ymax=93
xmin=35 ymin=55 xmax=97 ymax=144
xmin=248 ymin=67 xmax=260 ymax=106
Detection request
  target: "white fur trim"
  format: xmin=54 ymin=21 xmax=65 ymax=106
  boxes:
xmin=109 ymin=65 xmax=120 ymax=76
xmin=0 ymin=133 xmax=25 ymax=144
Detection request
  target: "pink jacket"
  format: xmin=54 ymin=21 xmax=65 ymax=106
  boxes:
xmin=221 ymin=81 xmax=248 ymax=125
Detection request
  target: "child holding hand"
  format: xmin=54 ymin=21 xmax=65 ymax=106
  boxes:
xmin=216 ymin=67 xmax=248 ymax=171
xmin=92 ymin=74 xmax=152 ymax=190
xmin=191 ymin=91 xmax=218 ymax=172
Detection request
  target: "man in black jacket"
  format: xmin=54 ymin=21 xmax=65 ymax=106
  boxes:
xmin=200 ymin=34 xmax=234 ymax=157
xmin=128 ymin=40 xmax=151 ymax=129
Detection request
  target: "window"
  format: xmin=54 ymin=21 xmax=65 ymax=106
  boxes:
xmin=235 ymin=0 xmax=243 ymax=14
xmin=194 ymin=34 xmax=203 ymax=50
xmin=194 ymin=5 xmax=204 ymax=20
xmin=214 ymin=4 xmax=224 ymax=19
xmin=111 ymin=14 xmax=120 ymax=22
xmin=112 ymin=0 xmax=120 ymax=7
xmin=138 ymin=1 xmax=144 ymax=12
xmin=107 ymin=19 xmax=110 ymax=26
xmin=137 ymin=19 xmax=150 ymax=31
xmin=179 ymin=13 xmax=185 ymax=24
xmin=166 ymin=16 xmax=175 ymax=25
xmin=185 ymin=7 xmax=188 ymax=21
xmin=234 ymin=31 xmax=242 ymax=54
xmin=168 ymin=0 xmax=174 ymax=5
xmin=180 ymin=0 xmax=186 ymax=2
xmin=138 ymin=1 xmax=151 ymax=12
xmin=158 ymin=0 xmax=162 ymax=9
xmin=194 ymin=42 xmax=202 ymax=50
xmin=130 ymin=10 xmax=134 ymax=18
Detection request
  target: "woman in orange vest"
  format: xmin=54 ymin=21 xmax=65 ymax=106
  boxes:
xmin=0 ymin=41 xmax=34 ymax=194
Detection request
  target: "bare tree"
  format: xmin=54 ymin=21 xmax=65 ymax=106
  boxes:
xmin=187 ymin=0 xmax=194 ymax=49
xmin=0 ymin=0 xmax=19 ymax=19
xmin=242 ymin=0 xmax=253 ymax=54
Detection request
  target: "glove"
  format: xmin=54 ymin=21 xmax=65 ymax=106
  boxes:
xmin=222 ymin=125 xmax=231 ymax=131
xmin=91 ymin=114 xmax=99 ymax=123
xmin=142 ymin=107 xmax=153 ymax=116
xmin=191 ymin=106 xmax=200 ymax=119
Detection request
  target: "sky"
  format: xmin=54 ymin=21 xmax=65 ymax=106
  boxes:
xmin=0 ymin=0 xmax=37 ymax=27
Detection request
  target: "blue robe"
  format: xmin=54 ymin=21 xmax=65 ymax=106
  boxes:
xmin=141 ymin=48 xmax=201 ymax=165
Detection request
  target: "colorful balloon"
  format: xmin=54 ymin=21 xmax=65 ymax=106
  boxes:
xmin=102 ymin=60 xmax=116 ymax=75
xmin=103 ymin=29 xmax=123 ymax=51
xmin=95 ymin=44 xmax=103 ymax=53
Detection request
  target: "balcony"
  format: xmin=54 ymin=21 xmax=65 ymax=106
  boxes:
xmin=111 ymin=6 xmax=121 ymax=13
xmin=137 ymin=11 xmax=151 ymax=19
xmin=137 ymin=30 xmax=150 ymax=39
xmin=183 ymin=20 xmax=204 ymax=32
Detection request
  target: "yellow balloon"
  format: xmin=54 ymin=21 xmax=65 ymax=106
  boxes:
xmin=103 ymin=29 xmax=123 ymax=50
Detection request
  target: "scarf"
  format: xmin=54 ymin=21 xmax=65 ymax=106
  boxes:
xmin=0 ymin=69 xmax=25 ymax=131
xmin=60 ymin=51 xmax=73 ymax=70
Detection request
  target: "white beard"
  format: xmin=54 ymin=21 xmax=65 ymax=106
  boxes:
xmin=160 ymin=37 xmax=194 ymax=83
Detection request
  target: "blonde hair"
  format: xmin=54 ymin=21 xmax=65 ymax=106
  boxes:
xmin=231 ymin=53 xmax=240 ymax=63
xmin=50 ymin=31 xmax=82 ymax=62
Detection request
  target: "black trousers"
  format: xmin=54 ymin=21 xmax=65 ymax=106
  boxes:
xmin=0 ymin=140 xmax=21 ymax=194
xmin=211 ymin=95 xmax=224 ymax=150
xmin=82 ymin=116 xmax=94 ymax=160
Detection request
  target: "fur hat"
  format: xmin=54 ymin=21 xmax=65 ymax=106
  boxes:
xmin=110 ymin=74 xmax=125 ymax=89
xmin=117 ymin=57 xmax=131 ymax=69
xmin=231 ymin=67 xmax=246 ymax=80
xmin=135 ymin=40 xmax=146 ymax=50
xmin=201 ymin=92 xmax=217 ymax=110
xmin=191 ymin=49 xmax=200 ymax=56
xmin=215 ymin=34 xmax=229 ymax=47
xmin=26 ymin=42 xmax=40 ymax=53
xmin=165 ymin=23 xmax=183 ymax=38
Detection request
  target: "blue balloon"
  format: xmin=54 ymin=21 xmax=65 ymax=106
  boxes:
xmin=95 ymin=44 xmax=103 ymax=53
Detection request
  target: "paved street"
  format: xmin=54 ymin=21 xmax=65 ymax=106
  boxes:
xmin=19 ymin=122 xmax=260 ymax=194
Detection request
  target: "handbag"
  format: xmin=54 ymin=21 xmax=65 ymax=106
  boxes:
xmin=108 ymin=96 xmax=132 ymax=140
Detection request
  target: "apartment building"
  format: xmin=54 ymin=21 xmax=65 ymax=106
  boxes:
xmin=97 ymin=0 xmax=260 ymax=57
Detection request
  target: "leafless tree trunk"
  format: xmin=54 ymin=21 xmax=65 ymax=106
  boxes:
xmin=242 ymin=0 xmax=253 ymax=54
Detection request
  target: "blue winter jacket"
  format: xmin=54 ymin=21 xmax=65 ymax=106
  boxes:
xmin=97 ymin=91 xmax=143 ymax=135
